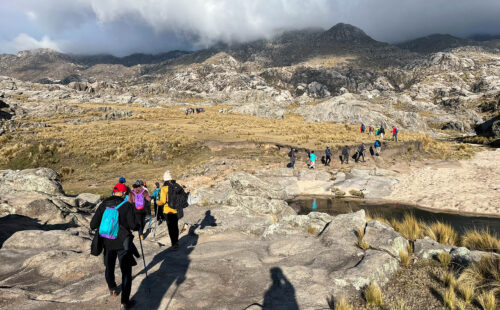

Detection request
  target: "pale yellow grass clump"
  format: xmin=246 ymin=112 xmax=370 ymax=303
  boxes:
xmin=456 ymin=281 xmax=475 ymax=304
xmin=476 ymin=291 xmax=496 ymax=310
xmin=443 ymin=287 xmax=456 ymax=310
xmin=461 ymin=229 xmax=500 ymax=253
xmin=399 ymin=250 xmax=411 ymax=266
xmin=333 ymin=297 xmax=353 ymax=310
xmin=428 ymin=222 xmax=458 ymax=246
xmin=356 ymin=226 xmax=370 ymax=250
xmin=444 ymin=271 xmax=457 ymax=288
xmin=364 ymin=282 xmax=383 ymax=306
xmin=458 ymin=255 xmax=500 ymax=293
xmin=391 ymin=214 xmax=423 ymax=241
xmin=438 ymin=252 xmax=452 ymax=267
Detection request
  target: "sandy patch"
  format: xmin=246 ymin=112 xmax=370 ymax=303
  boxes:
xmin=388 ymin=148 xmax=500 ymax=216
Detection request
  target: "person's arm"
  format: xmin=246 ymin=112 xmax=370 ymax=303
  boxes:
xmin=157 ymin=186 xmax=167 ymax=206
xmin=125 ymin=203 xmax=139 ymax=231
xmin=90 ymin=204 xmax=104 ymax=230
xmin=144 ymin=190 xmax=151 ymax=202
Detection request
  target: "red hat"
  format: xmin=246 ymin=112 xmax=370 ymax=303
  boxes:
xmin=113 ymin=183 xmax=127 ymax=192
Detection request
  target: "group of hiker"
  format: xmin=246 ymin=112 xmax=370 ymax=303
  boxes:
xmin=360 ymin=123 xmax=399 ymax=142
xmin=90 ymin=171 xmax=188 ymax=309
xmin=185 ymin=107 xmax=205 ymax=115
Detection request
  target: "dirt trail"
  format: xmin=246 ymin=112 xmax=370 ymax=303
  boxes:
xmin=388 ymin=148 xmax=500 ymax=216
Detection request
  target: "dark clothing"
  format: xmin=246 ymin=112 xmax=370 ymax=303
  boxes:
xmin=90 ymin=196 xmax=138 ymax=251
xmin=356 ymin=145 xmax=365 ymax=162
xmin=325 ymin=155 xmax=331 ymax=166
xmin=325 ymin=148 xmax=331 ymax=157
xmin=166 ymin=213 xmax=179 ymax=246
xmin=289 ymin=150 xmax=296 ymax=168
xmin=104 ymin=248 xmax=133 ymax=304
xmin=341 ymin=146 xmax=349 ymax=164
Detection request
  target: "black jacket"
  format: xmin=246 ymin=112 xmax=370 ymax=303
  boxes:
xmin=90 ymin=196 xmax=139 ymax=251
xmin=342 ymin=146 xmax=349 ymax=156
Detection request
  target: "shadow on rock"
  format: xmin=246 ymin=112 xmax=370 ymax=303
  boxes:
xmin=262 ymin=267 xmax=299 ymax=310
xmin=132 ymin=210 xmax=217 ymax=309
xmin=0 ymin=214 xmax=77 ymax=249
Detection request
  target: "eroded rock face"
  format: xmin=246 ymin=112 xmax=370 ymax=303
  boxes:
xmin=0 ymin=168 xmax=63 ymax=195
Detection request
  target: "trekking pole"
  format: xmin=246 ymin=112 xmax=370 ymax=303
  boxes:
xmin=138 ymin=229 xmax=151 ymax=295
xmin=153 ymin=203 xmax=159 ymax=240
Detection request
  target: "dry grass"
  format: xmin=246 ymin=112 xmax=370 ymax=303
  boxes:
xmin=389 ymin=299 xmax=409 ymax=310
xmin=333 ymin=297 xmax=353 ymax=310
xmin=461 ymin=229 xmax=500 ymax=253
xmin=458 ymin=255 xmax=500 ymax=294
xmin=443 ymin=287 xmax=456 ymax=310
xmin=364 ymin=282 xmax=383 ymax=306
xmin=399 ymin=250 xmax=411 ymax=266
xmin=444 ymin=271 xmax=457 ymax=288
xmin=391 ymin=214 xmax=423 ymax=241
xmin=428 ymin=222 xmax=459 ymax=246
xmin=356 ymin=226 xmax=370 ymax=250
xmin=456 ymin=281 xmax=475 ymax=304
xmin=477 ymin=291 xmax=496 ymax=310
xmin=438 ymin=252 xmax=452 ymax=267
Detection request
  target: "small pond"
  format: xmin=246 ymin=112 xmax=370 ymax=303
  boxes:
xmin=288 ymin=197 xmax=500 ymax=235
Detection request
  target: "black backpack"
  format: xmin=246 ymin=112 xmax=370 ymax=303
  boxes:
xmin=167 ymin=182 xmax=189 ymax=219
xmin=288 ymin=150 xmax=293 ymax=157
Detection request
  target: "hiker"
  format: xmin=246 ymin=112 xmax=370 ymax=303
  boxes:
xmin=112 ymin=177 xmax=130 ymax=196
xmin=355 ymin=143 xmax=366 ymax=162
xmin=392 ymin=126 xmax=398 ymax=142
xmin=129 ymin=180 xmax=152 ymax=239
xmin=90 ymin=183 xmax=139 ymax=310
xmin=308 ymin=151 xmax=317 ymax=169
xmin=380 ymin=126 xmax=385 ymax=140
xmin=341 ymin=145 xmax=349 ymax=164
xmin=325 ymin=146 xmax=331 ymax=166
xmin=152 ymin=182 xmax=161 ymax=218
xmin=374 ymin=140 xmax=382 ymax=156
xmin=369 ymin=146 xmax=375 ymax=156
xmin=157 ymin=171 xmax=188 ymax=250
xmin=288 ymin=148 xmax=296 ymax=169
xmin=360 ymin=123 xmax=365 ymax=133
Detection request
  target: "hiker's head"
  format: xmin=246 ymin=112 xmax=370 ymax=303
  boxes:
xmin=155 ymin=182 xmax=160 ymax=188
xmin=118 ymin=177 xmax=126 ymax=184
xmin=163 ymin=170 xmax=173 ymax=182
xmin=113 ymin=183 xmax=127 ymax=197
xmin=311 ymin=151 xmax=314 ymax=154
xmin=134 ymin=180 xmax=143 ymax=188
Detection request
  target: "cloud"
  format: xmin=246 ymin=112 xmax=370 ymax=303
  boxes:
xmin=2 ymin=0 xmax=500 ymax=55
xmin=1 ymin=33 xmax=60 ymax=54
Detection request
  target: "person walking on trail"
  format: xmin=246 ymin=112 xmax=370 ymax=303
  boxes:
xmin=288 ymin=148 xmax=296 ymax=169
xmin=129 ymin=180 xmax=151 ymax=239
xmin=308 ymin=151 xmax=317 ymax=169
xmin=157 ymin=171 xmax=186 ymax=250
xmin=374 ymin=140 xmax=382 ymax=156
xmin=341 ymin=145 xmax=349 ymax=164
xmin=152 ymin=182 xmax=161 ymax=218
xmin=90 ymin=183 xmax=139 ymax=310
xmin=325 ymin=146 xmax=332 ymax=166
xmin=392 ymin=126 xmax=398 ymax=142
xmin=360 ymin=123 xmax=365 ymax=133
xmin=379 ymin=125 xmax=385 ymax=140
xmin=355 ymin=143 xmax=366 ymax=162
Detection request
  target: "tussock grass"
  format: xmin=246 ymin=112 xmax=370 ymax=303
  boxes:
xmin=444 ymin=271 xmax=457 ymax=288
xmin=456 ymin=281 xmax=475 ymax=304
xmin=364 ymin=282 xmax=383 ymax=306
xmin=461 ymin=229 xmax=500 ymax=253
xmin=438 ymin=252 xmax=452 ymax=267
xmin=458 ymin=255 xmax=500 ymax=293
xmin=356 ymin=226 xmax=370 ymax=250
xmin=391 ymin=214 xmax=423 ymax=241
xmin=399 ymin=250 xmax=411 ymax=266
xmin=389 ymin=299 xmax=409 ymax=310
xmin=477 ymin=291 xmax=496 ymax=310
xmin=443 ymin=287 xmax=456 ymax=310
xmin=428 ymin=222 xmax=458 ymax=246
xmin=333 ymin=297 xmax=353 ymax=310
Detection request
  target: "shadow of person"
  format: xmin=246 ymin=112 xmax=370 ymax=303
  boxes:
xmin=262 ymin=267 xmax=299 ymax=310
xmin=131 ymin=210 xmax=216 ymax=309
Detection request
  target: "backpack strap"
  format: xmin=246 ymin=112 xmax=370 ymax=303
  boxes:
xmin=115 ymin=196 xmax=128 ymax=210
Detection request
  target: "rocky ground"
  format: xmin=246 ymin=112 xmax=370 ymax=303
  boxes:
xmin=0 ymin=166 xmax=497 ymax=309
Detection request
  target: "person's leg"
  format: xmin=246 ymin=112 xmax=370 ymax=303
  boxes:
xmin=326 ymin=156 xmax=330 ymax=166
xmin=117 ymin=250 xmax=133 ymax=305
xmin=395 ymin=134 xmax=398 ymax=142
xmin=291 ymin=157 xmax=295 ymax=168
xmin=166 ymin=213 xmax=179 ymax=247
xmin=138 ymin=213 xmax=145 ymax=236
xmin=104 ymin=248 xmax=118 ymax=291
xmin=361 ymin=152 xmax=365 ymax=162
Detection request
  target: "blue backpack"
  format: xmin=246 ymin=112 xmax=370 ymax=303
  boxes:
xmin=99 ymin=198 xmax=128 ymax=239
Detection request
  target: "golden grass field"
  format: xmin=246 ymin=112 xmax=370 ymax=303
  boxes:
xmin=0 ymin=102 xmax=476 ymax=195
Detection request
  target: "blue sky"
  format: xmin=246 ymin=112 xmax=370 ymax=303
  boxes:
xmin=1 ymin=0 xmax=499 ymax=56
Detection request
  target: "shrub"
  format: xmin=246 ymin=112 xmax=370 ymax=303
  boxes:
xmin=438 ymin=252 xmax=452 ymax=267
xmin=429 ymin=222 xmax=458 ymax=245
xmin=461 ymin=229 xmax=500 ymax=253
xmin=364 ymin=282 xmax=383 ymax=306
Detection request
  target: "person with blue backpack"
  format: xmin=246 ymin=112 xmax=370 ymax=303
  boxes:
xmin=90 ymin=183 xmax=139 ymax=310
xmin=129 ymin=180 xmax=152 ymax=240
xmin=374 ymin=139 xmax=382 ymax=156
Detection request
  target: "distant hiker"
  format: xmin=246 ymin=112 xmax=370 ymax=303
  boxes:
xmin=325 ymin=146 xmax=332 ymax=166
xmin=380 ymin=126 xmax=385 ymax=140
xmin=355 ymin=143 xmax=366 ymax=162
xmin=287 ymin=148 xmax=296 ymax=169
xmin=369 ymin=146 xmax=375 ymax=156
xmin=360 ymin=123 xmax=365 ymax=133
xmin=375 ymin=127 xmax=380 ymax=136
xmin=152 ymin=182 xmax=161 ymax=218
xmin=368 ymin=126 xmax=374 ymax=135
xmin=112 ymin=177 xmax=130 ymax=196
xmin=374 ymin=140 xmax=381 ymax=156
xmin=90 ymin=183 xmax=139 ymax=310
xmin=129 ymin=180 xmax=152 ymax=239
xmin=392 ymin=126 xmax=398 ymax=142
xmin=185 ymin=108 xmax=189 ymax=116
xmin=341 ymin=145 xmax=349 ymax=164
xmin=308 ymin=151 xmax=317 ymax=169
xmin=281 ymin=114 xmax=285 ymax=120
xmin=157 ymin=171 xmax=189 ymax=250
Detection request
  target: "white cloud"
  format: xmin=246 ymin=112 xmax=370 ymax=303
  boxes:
xmin=2 ymin=33 xmax=60 ymax=54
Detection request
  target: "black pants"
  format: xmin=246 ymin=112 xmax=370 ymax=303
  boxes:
xmin=325 ymin=155 xmax=331 ymax=166
xmin=166 ymin=213 xmax=179 ymax=246
xmin=137 ymin=213 xmax=146 ymax=235
xmin=104 ymin=248 xmax=133 ymax=304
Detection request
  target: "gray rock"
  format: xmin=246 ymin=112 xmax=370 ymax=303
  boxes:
xmin=230 ymin=172 xmax=287 ymax=200
xmin=76 ymin=193 xmax=101 ymax=208
xmin=414 ymin=237 xmax=452 ymax=259
xmin=364 ymin=220 xmax=409 ymax=258
xmin=0 ymin=168 xmax=63 ymax=195
xmin=320 ymin=210 xmax=366 ymax=247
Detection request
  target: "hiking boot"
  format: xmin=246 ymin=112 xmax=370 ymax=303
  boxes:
xmin=121 ymin=300 xmax=136 ymax=309
xmin=172 ymin=244 xmax=179 ymax=250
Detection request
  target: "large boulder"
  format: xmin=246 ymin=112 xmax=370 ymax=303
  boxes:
xmin=230 ymin=173 xmax=287 ymax=200
xmin=364 ymin=220 xmax=409 ymax=258
xmin=0 ymin=168 xmax=63 ymax=195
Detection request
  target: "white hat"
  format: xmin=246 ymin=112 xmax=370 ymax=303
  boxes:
xmin=163 ymin=170 xmax=173 ymax=181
